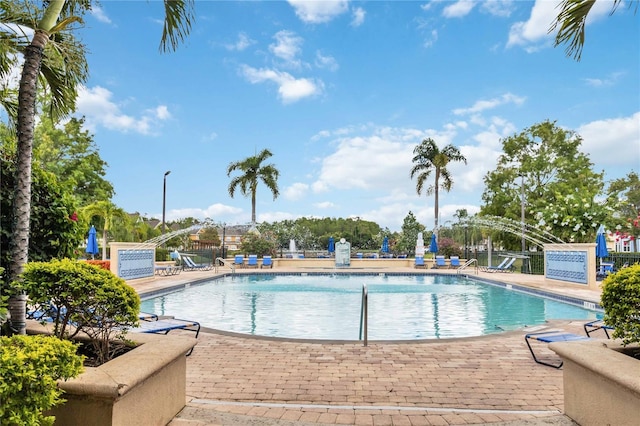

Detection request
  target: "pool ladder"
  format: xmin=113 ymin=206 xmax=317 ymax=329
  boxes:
xmin=456 ymin=258 xmax=478 ymax=275
xmin=359 ymin=284 xmax=368 ymax=346
xmin=214 ymin=257 xmax=235 ymax=274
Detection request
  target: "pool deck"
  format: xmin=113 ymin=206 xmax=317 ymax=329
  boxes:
xmin=129 ymin=266 xmax=600 ymax=425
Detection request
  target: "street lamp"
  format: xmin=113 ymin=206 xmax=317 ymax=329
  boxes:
xmin=162 ymin=171 xmax=171 ymax=235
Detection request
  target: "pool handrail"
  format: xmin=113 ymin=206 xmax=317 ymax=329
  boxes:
xmin=359 ymin=284 xmax=368 ymax=346
xmin=215 ymin=257 xmax=235 ymax=274
xmin=456 ymin=258 xmax=478 ymax=275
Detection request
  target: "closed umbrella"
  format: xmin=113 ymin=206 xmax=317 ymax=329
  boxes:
xmin=86 ymin=225 xmax=99 ymax=259
xmin=415 ymin=232 xmax=425 ymax=258
xmin=328 ymin=237 xmax=335 ymax=254
xmin=596 ymin=225 xmax=608 ymax=274
xmin=381 ymin=236 xmax=389 ymax=254
xmin=429 ymin=234 xmax=438 ymax=256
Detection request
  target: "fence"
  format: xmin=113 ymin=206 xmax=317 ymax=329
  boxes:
xmin=473 ymin=251 xmax=639 ymax=275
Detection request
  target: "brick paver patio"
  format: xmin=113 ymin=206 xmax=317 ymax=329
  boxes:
xmin=131 ymin=268 xmax=597 ymax=425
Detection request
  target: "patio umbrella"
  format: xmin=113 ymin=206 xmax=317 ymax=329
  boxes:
xmin=596 ymin=224 xmax=608 ymax=272
xmin=328 ymin=236 xmax=335 ymax=253
xmin=381 ymin=236 xmax=389 ymax=254
xmin=429 ymin=233 xmax=438 ymax=257
xmin=86 ymin=225 xmax=99 ymax=259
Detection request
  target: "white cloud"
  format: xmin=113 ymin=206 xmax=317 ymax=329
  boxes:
xmin=314 ymin=201 xmax=336 ymax=209
xmin=91 ymin=6 xmax=112 ymax=24
xmin=442 ymin=0 xmax=476 ymax=18
xmin=165 ymin=203 xmax=243 ymax=222
xmin=225 ymin=32 xmax=255 ymax=51
xmin=76 ymin=86 xmax=171 ymax=135
xmin=423 ymin=29 xmax=439 ymax=48
xmin=578 ymin=112 xmax=640 ymax=169
xmin=284 ymin=182 xmax=310 ymax=200
xmin=239 ymin=65 xmax=324 ymax=104
xmin=481 ymin=0 xmax=515 ymax=18
xmin=315 ymin=51 xmax=339 ymax=71
xmin=583 ymin=71 xmax=625 ymax=87
xmin=269 ymin=30 xmax=304 ymax=68
xmin=453 ymin=93 xmax=526 ymax=115
xmin=288 ymin=0 xmax=349 ymax=24
xmin=351 ymin=7 xmax=366 ymax=27
xmin=507 ymin=0 xmax=612 ymax=51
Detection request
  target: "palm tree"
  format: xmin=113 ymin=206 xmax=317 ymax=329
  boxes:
xmin=227 ymin=149 xmax=280 ymax=226
xmin=410 ymin=138 xmax=467 ymax=233
xmin=550 ymin=0 xmax=637 ymax=61
xmin=81 ymin=201 xmax=129 ymax=261
xmin=4 ymin=0 xmax=194 ymax=334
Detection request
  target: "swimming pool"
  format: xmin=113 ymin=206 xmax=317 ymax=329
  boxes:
xmin=140 ymin=273 xmax=602 ymax=340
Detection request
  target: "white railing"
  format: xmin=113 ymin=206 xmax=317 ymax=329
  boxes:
xmin=457 ymin=258 xmax=478 ymax=275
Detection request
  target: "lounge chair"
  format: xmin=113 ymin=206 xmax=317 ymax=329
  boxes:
xmin=479 ymin=257 xmax=508 ymax=272
xmin=234 ymin=255 xmax=245 ymax=268
xmin=414 ymin=256 xmax=425 ymax=269
xmin=128 ymin=317 xmax=200 ymax=355
xmin=261 ymin=255 xmax=273 ymax=269
xmin=155 ymin=264 xmax=182 ymax=276
xmin=487 ymin=257 xmax=516 ymax=273
xmin=247 ymin=254 xmax=259 ymax=268
xmin=525 ymin=330 xmax=590 ymax=368
xmin=584 ymin=319 xmax=613 ymax=338
xmin=433 ymin=255 xmax=446 ymax=269
xmin=182 ymin=256 xmax=211 ymax=271
xmin=449 ymin=256 xmax=460 ymax=268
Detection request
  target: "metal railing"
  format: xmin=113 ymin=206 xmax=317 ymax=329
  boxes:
xmin=359 ymin=284 xmax=368 ymax=346
xmin=457 ymin=258 xmax=478 ymax=275
xmin=215 ymin=257 xmax=235 ymax=274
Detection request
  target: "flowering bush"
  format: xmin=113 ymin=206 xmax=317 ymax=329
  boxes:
xmin=534 ymin=192 xmax=611 ymax=243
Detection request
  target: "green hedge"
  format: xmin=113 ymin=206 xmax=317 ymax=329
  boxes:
xmin=0 ymin=335 xmax=84 ymax=425
xmin=601 ymin=263 xmax=640 ymax=346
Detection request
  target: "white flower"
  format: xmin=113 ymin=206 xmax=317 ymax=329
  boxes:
xmin=573 ymin=223 xmax=581 ymax=231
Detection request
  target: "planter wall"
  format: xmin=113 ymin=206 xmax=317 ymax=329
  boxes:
xmin=550 ymin=339 xmax=640 ymax=426
xmin=27 ymin=321 xmax=196 ymax=426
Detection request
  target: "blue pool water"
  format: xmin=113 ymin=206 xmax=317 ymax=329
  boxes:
xmin=140 ymin=274 xmax=601 ymax=340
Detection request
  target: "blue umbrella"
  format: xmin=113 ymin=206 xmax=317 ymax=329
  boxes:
xmin=381 ymin=236 xmax=389 ymax=253
xmin=86 ymin=225 xmax=99 ymax=259
xmin=596 ymin=225 xmax=608 ymax=272
xmin=328 ymin=237 xmax=335 ymax=253
xmin=429 ymin=234 xmax=438 ymax=255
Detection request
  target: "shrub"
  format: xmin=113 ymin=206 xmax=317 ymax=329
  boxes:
xmin=85 ymin=259 xmax=110 ymax=270
xmin=601 ymin=263 xmax=640 ymax=346
xmin=0 ymin=335 xmax=84 ymax=425
xmin=20 ymin=259 xmax=140 ymax=364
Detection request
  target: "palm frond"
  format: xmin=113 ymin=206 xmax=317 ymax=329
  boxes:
xmin=160 ymin=0 xmax=194 ymax=53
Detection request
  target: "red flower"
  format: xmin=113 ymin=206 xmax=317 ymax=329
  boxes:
xmin=70 ymin=212 xmax=78 ymax=222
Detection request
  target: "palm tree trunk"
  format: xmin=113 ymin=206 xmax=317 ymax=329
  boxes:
xmin=434 ymin=170 xmax=440 ymax=235
xmin=102 ymin=229 xmax=108 ymax=261
xmin=251 ymin=190 xmax=257 ymax=225
xmin=8 ymin=30 xmax=50 ymax=334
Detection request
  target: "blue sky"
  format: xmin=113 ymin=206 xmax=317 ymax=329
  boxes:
xmin=71 ymin=0 xmax=639 ymax=232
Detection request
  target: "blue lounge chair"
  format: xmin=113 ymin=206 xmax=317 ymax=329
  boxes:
xmin=129 ymin=317 xmax=200 ymax=355
xmin=449 ymin=256 xmax=460 ymax=268
xmin=183 ymin=256 xmax=212 ymax=271
xmin=487 ymin=257 xmax=516 ymax=273
xmin=584 ymin=320 xmax=613 ymax=338
xmin=414 ymin=256 xmax=425 ymax=268
xmin=525 ymin=330 xmax=590 ymax=368
xmin=261 ymin=255 xmax=273 ymax=269
xmin=247 ymin=254 xmax=259 ymax=268
xmin=234 ymin=255 xmax=245 ymax=268
xmin=434 ymin=255 xmax=446 ymax=269
xmin=479 ymin=257 xmax=508 ymax=272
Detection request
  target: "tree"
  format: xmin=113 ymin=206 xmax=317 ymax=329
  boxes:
xmin=410 ymin=138 xmax=467 ymax=232
xmin=1 ymin=132 xmax=83 ymax=277
xmin=550 ymin=0 xmax=638 ymax=61
xmin=34 ymin=116 xmax=113 ymax=205
xmin=81 ymin=201 xmax=129 ymax=261
xmin=480 ymin=120 xmax=606 ymax=248
xmin=607 ymin=171 xmax=640 ymax=242
xmin=3 ymin=0 xmax=194 ymax=334
xmin=396 ymin=211 xmax=425 ymax=255
xmin=227 ymin=149 xmax=280 ymax=225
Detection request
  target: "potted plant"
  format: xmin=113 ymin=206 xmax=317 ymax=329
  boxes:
xmin=17 ymin=259 xmax=196 ymax=425
xmin=550 ymin=263 xmax=640 ymax=426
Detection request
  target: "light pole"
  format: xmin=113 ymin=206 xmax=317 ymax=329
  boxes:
xmin=162 ymin=171 xmax=171 ymax=235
